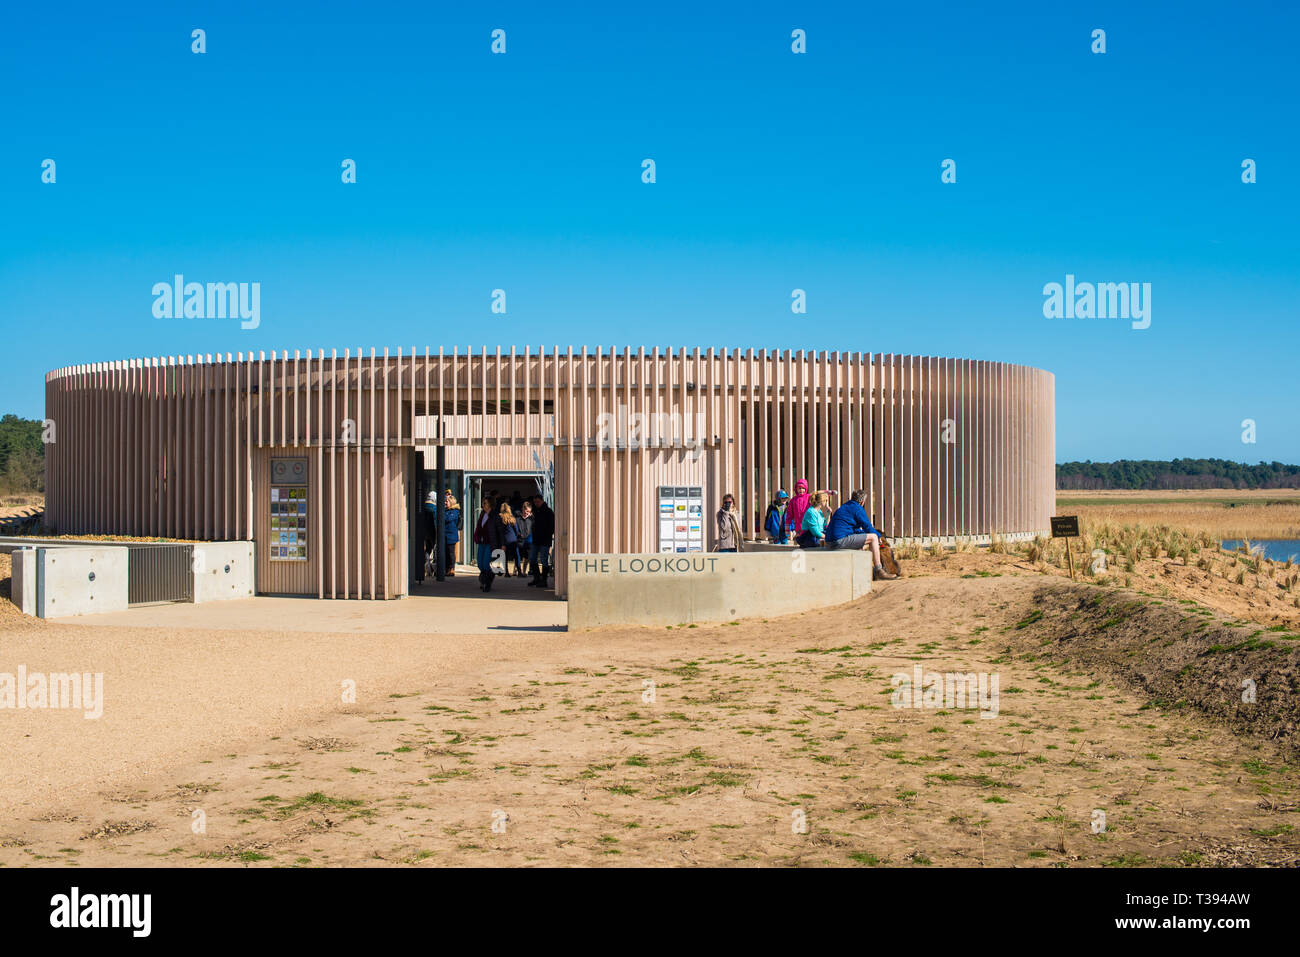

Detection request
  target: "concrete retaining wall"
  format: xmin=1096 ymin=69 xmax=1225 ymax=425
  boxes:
xmin=4 ymin=539 xmax=255 ymax=617
xmin=192 ymin=542 xmax=255 ymax=603
xmin=10 ymin=547 xmax=36 ymax=616
xmin=34 ymin=546 xmax=129 ymax=618
xmin=566 ymin=550 xmax=872 ymax=630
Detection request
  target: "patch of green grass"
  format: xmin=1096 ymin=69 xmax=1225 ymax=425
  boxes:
xmin=848 ymin=851 xmax=881 ymax=866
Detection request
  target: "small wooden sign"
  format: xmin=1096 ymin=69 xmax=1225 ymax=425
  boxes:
xmin=1050 ymin=516 xmax=1080 ymax=538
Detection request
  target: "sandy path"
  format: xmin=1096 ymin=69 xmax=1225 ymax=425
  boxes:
xmin=4 ymin=572 xmax=1298 ymax=867
xmin=0 ymin=620 xmax=591 ymax=819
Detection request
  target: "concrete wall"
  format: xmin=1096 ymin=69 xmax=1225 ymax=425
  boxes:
xmin=566 ymin=550 xmax=872 ymax=630
xmin=10 ymin=547 xmax=36 ymax=616
xmin=35 ymin=546 xmax=129 ymax=619
xmin=5 ymin=540 xmax=255 ymax=617
xmin=192 ymin=541 xmax=256 ymax=603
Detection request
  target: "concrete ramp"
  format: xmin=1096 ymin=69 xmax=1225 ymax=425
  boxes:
xmin=566 ymin=550 xmax=872 ymax=630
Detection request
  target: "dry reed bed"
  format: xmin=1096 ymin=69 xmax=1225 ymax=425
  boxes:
xmin=1067 ymin=503 xmax=1300 ymax=541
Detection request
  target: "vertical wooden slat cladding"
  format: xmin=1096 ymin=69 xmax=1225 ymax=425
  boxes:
xmin=44 ymin=351 xmax=1054 ymax=598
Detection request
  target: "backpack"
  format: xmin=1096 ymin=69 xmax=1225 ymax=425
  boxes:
xmin=764 ymin=504 xmax=784 ymax=538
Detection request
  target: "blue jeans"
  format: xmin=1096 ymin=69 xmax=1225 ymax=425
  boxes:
xmin=476 ymin=543 xmax=495 ymax=576
xmin=827 ymin=532 xmax=871 ymax=550
xmin=529 ymin=543 xmax=551 ymax=576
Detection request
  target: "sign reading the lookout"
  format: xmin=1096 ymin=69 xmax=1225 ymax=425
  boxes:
xmin=570 ymin=555 xmax=720 ymax=575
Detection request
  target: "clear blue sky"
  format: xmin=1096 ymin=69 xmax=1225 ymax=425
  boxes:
xmin=2 ymin=0 xmax=1296 ymax=463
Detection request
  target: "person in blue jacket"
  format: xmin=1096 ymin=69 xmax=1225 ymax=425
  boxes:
xmin=763 ymin=490 xmax=790 ymax=543
xmin=825 ymin=489 xmax=897 ymax=579
xmin=441 ymin=491 xmax=461 ymax=576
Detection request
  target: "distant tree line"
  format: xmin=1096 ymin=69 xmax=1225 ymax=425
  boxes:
xmin=0 ymin=414 xmax=45 ymax=494
xmin=1057 ymin=458 xmax=1300 ymax=490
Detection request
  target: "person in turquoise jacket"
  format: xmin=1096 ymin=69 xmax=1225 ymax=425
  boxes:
xmin=797 ymin=490 xmax=829 ymax=548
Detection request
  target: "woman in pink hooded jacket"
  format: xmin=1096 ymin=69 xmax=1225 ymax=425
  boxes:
xmin=785 ymin=479 xmax=811 ymax=538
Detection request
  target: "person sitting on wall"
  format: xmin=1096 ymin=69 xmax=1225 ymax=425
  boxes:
xmin=796 ymin=490 xmax=831 ymax=548
xmin=714 ymin=493 xmax=743 ymax=552
xmin=763 ymin=490 xmax=790 ymax=544
xmin=473 ymin=499 xmax=505 ymax=592
xmin=528 ymin=493 xmax=555 ymax=588
xmin=825 ymin=489 xmax=898 ymax=580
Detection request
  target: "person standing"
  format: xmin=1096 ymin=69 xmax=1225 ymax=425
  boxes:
xmin=714 ymin=493 xmax=743 ymax=552
xmin=785 ymin=479 xmax=811 ymax=539
xmin=763 ymin=490 xmax=790 ymax=543
xmin=473 ymin=499 xmax=505 ymax=591
xmin=528 ymin=493 xmax=555 ymax=587
xmin=443 ymin=491 xmax=461 ymax=576
xmin=500 ymin=502 xmax=519 ymax=577
xmin=515 ymin=502 xmax=534 ymax=577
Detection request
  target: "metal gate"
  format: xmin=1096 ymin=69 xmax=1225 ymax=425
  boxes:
xmin=127 ymin=543 xmax=194 ymax=605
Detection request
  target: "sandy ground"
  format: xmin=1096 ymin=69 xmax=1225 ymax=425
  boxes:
xmin=3 ymin=554 xmax=1298 ymax=868
xmin=0 ymin=598 xmax=581 ymax=820
xmin=59 ymin=571 xmax=567 ymax=634
xmin=0 ymin=493 xmax=43 ymax=514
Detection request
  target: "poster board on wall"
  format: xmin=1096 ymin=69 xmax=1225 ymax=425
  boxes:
xmin=270 ymin=456 xmax=309 ymax=562
xmin=658 ymin=485 xmax=704 ymax=553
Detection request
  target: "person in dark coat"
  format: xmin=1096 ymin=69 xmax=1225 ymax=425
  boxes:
xmin=514 ymin=502 xmax=534 ymax=577
xmin=472 ymin=499 xmax=505 ymax=591
xmin=528 ymin=494 xmax=555 ymax=587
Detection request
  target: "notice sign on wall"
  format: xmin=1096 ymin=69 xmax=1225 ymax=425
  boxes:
xmin=270 ymin=457 xmax=309 ymax=562
xmin=658 ymin=485 xmax=704 ymax=553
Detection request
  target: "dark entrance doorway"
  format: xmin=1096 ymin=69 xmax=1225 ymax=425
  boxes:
xmin=410 ymin=454 xmax=466 ymax=585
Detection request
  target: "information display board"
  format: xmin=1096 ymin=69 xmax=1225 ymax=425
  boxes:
xmin=658 ymin=485 xmax=704 ymax=553
xmin=270 ymin=457 xmax=309 ymax=562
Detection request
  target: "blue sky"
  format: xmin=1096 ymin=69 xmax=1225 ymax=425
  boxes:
xmin=2 ymin=0 xmax=1296 ymax=462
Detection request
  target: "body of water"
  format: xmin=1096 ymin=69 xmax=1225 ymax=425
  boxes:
xmin=1221 ymin=539 xmax=1300 ymax=563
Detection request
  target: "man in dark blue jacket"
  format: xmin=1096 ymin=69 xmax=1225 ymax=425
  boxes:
xmin=826 ymin=489 xmax=898 ymax=579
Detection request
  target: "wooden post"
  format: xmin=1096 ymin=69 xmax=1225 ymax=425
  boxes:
xmin=435 ymin=444 xmax=446 ymax=581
